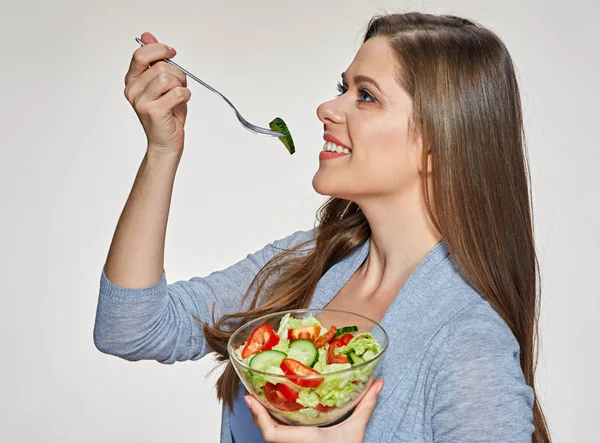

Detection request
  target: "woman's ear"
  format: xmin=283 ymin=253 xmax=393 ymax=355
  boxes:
xmin=414 ymin=133 xmax=432 ymax=174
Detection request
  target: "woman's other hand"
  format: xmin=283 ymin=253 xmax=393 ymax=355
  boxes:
xmin=246 ymin=379 xmax=384 ymax=443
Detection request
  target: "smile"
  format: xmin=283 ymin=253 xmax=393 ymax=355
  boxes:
xmin=322 ymin=141 xmax=351 ymax=155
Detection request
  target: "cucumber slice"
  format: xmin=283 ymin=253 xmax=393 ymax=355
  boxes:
xmin=334 ymin=326 xmax=359 ymax=338
xmin=287 ymin=339 xmax=318 ymax=367
xmin=347 ymin=351 xmax=365 ymax=365
xmin=269 ymin=117 xmax=295 ymax=155
xmin=249 ymin=350 xmax=287 ymax=371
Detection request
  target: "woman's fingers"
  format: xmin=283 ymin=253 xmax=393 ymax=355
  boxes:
xmin=126 ymin=61 xmax=187 ymax=106
xmin=140 ymin=31 xmax=158 ymax=45
xmin=350 ymin=379 xmax=383 ymax=422
xmin=125 ymin=34 xmax=176 ymax=86
xmin=245 ymin=396 xmax=280 ymax=441
xmin=333 ymin=379 xmax=383 ymax=442
xmin=123 ymin=32 xmax=191 ymax=152
xmin=245 ymin=396 xmax=320 ymax=443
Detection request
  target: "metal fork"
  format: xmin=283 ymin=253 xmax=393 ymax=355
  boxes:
xmin=135 ymin=37 xmax=284 ymax=138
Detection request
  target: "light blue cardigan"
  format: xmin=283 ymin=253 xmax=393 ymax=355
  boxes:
xmin=94 ymin=229 xmax=535 ymax=442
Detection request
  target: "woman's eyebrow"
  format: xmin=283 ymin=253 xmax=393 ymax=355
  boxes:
xmin=341 ymin=72 xmax=383 ymax=93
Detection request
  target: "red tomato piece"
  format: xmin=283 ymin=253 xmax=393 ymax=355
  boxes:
xmin=263 ymin=383 xmax=303 ymax=412
xmin=314 ymin=326 xmax=337 ymax=348
xmin=288 ymin=324 xmax=321 ymax=342
xmin=241 ymin=324 xmax=280 ymax=359
xmin=315 ymin=403 xmax=335 ymax=412
xmin=276 ymin=383 xmax=299 ymax=402
xmin=280 ymin=358 xmax=324 ymax=388
xmin=339 ymin=333 xmax=354 ymax=345
xmin=327 ymin=338 xmax=350 ymax=365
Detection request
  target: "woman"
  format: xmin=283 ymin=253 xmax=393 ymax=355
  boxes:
xmin=94 ymin=12 xmax=551 ymax=443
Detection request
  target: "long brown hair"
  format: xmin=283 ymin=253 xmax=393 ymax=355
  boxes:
xmin=201 ymin=12 xmax=550 ymax=442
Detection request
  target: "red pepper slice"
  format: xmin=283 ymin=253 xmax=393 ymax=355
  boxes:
xmin=327 ymin=338 xmax=350 ymax=365
xmin=314 ymin=326 xmax=337 ymax=348
xmin=288 ymin=324 xmax=321 ymax=342
xmin=280 ymin=358 xmax=324 ymax=388
xmin=339 ymin=333 xmax=354 ymax=345
xmin=276 ymin=383 xmax=299 ymax=402
xmin=241 ymin=324 xmax=280 ymax=359
xmin=263 ymin=383 xmax=303 ymax=412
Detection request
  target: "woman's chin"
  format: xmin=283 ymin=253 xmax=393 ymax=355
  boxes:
xmin=312 ymin=174 xmax=334 ymax=196
xmin=312 ymin=175 xmax=348 ymax=199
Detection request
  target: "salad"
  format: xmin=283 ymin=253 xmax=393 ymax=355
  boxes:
xmin=233 ymin=313 xmax=383 ymax=424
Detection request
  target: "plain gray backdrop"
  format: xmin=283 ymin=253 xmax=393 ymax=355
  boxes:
xmin=1 ymin=0 xmax=598 ymax=441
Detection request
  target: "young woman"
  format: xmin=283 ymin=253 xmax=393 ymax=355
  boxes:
xmin=94 ymin=12 xmax=551 ymax=443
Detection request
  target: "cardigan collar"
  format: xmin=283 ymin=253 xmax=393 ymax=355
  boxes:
xmin=309 ymin=236 xmax=478 ymax=424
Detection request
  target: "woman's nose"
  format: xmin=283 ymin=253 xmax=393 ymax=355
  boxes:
xmin=317 ymin=99 xmax=345 ymax=126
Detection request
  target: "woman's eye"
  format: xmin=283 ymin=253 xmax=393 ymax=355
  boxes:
xmin=358 ymin=88 xmax=376 ymax=103
xmin=336 ymin=83 xmax=376 ymax=104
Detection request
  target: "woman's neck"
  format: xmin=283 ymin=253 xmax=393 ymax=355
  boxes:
xmin=355 ymin=190 xmax=442 ymax=295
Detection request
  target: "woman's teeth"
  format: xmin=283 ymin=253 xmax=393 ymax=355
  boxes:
xmin=322 ymin=141 xmax=351 ymax=154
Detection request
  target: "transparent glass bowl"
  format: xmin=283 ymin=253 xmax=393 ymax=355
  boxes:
xmin=228 ymin=308 xmax=388 ymax=426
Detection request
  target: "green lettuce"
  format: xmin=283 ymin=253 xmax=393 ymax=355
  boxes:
xmin=287 ymin=314 xmax=321 ymax=330
xmin=312 ymin=347 xmax=328 ymax=373
xmin=313 ymin=363 xmax=359 ymax=407
xmin=271 ymin=337 xmax=290 ymax=354
xmin=276 ymin=313 xmax=293 ymax=337
xmin=276 ymin=313 xmax=324 ymax=347
xmin=274 ymin=407 xmax=327 ymax=424
xmin=335 ymin=333 xmax=382 ymax=357
xmin=251 ymin=366 xmax=294 ymax=391
xmin=297 ymin=389 xmax=320 ymax=408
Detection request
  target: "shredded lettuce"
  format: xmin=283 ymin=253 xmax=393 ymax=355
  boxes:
xmin=250 ymin=366 xmax=294 ymax=391
xmin=297 ymin=389 xmax=320 ymax=408
xmin=275 ymin=407 xmax=327 ymax=424
xmin=335 ymin=333 xmax=382 ymax=357
xmin=287 ymin=314 xmax=321 ymax=329
xmin=276 ymin=313 xmax=292 ymax=337
xmin=271 ymin=337 xmax=290 ymax=354
xmin=322 ymin=363 xmax=352 ymax=373
xmin=312 ymin=347 xmax=328 ymax=373
xmin=314 ymin=365 xmax=360 ymax=407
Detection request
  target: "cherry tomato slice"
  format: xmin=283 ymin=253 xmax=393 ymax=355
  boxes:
xmin=315 ymin=403 xmax=335 ymax=412
xmin=327 ymin=338 xmax=350 ymax=365
xmin=314 ymin=326 xmax=337 ymax=348
xmin=339 ymin=333 xmax=354 ymax=345
xmin=275 ymin=383 xmax=299 ymax=402
xmin=288 ymin=324 xmax=321 ymax=342
xmin=241 ymin=324 xmax=280 ymax=359
xmin=280 ymin=358 xmax=324 ymax=388
xmin=263 ymin=383 xmax=303 ymax=412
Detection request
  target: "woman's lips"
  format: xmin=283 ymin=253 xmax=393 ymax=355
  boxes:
xmin=319 ymin=151 xmax=350 ymax=161
xmin=323 ymin=133 xmax=351 ymax=151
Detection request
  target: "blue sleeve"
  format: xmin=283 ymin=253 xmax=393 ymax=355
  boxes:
xmin=93 ymin=228 xmax=315 ymax=364
xmin=431 ymin=311 xmax=535 ymax=442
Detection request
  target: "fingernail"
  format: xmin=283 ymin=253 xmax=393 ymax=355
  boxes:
xmin=244 ymin=396 xmax=253 ymax=409
xmin=169 ymin=46 xmax=177 ymax=56
xmin=376 ymin=381 xmax=384 ymax=395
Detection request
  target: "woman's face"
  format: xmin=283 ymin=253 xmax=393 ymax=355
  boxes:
xmin=312 ymin=37 xmax=422 ymax=203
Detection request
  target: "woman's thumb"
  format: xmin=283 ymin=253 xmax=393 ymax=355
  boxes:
xmin=351 ymin=380 xmax=384 ymax=422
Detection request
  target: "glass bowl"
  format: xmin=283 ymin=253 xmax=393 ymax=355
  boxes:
xmin=227 ymin=308 xmax=388 ymax=426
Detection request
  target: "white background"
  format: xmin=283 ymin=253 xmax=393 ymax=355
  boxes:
xmin=1 ymin=0 xmax=598 ymax=441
